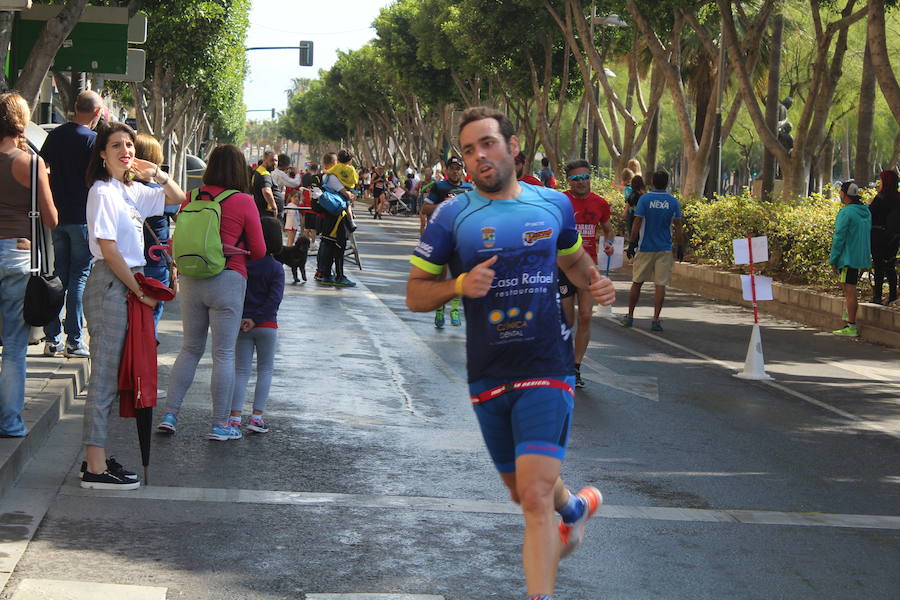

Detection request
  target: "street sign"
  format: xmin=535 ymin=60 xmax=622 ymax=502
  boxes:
xmin=298 ymin=40 xmax=313 ymax=66
xmin=98 ymin=49 xmax=146 ymax=83
xmin=0 ymin=0 xmax=31 ymax=10
xmin=128 ymin=12 xmax=147 ymax=44
xmin=12 ymin=5 xmax=129 ymax=74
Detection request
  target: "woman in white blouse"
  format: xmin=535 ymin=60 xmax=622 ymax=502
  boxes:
xmin=80 ymin=122 xmax=184 ymax=490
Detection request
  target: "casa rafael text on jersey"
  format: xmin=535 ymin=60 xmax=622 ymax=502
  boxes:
xmin=411 ymin=183 xmax=582 ymax=383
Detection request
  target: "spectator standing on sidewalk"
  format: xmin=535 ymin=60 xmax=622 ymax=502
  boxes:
xmin=301 ymin=163 xmax=322 ymax=250
xmin=0 ymin=92 xmax=58 ymax=438
xmin=81 ymin=122 xmax=184 ymax=489
xmin=868 ymin=169 xmax=900 ymax=305
xmin=559 ymin=159 xmax=613 ymax=389
xmin=157 ymin=145 xmax=266 ymax=441
xmin=230 ymin=216 xmax=285 ymax=434
xmin=515 ymin=152 xmax=543 ymax=186
xmin=134 ymin=133 xmax=178 ymax=333
xmin=623 ymin=170 xmax=683 ymax=332
xmin=317 ymin=152 xmax=357 ymax=288
xmin=830 ymin=181 xmax=872 ymax=337
xmin=272 ymin=153 xmax=302 ymax=225
xmin=407 ymin=107 xmax=614 ymax=600
xmin=39 ymin=90 xmax=104 ymax=359
xmin=252 ymin=150 xmax=278 ymax=218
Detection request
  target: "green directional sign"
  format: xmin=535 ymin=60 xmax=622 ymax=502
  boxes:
xmin=11 ymin=5 xmax=128 ymax=74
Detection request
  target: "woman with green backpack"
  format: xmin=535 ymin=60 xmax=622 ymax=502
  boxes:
xmin=157 ymin=144 xmax=266 ymax=441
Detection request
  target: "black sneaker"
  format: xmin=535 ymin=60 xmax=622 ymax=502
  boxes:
xmin=80 ymin=457 xmax=139 ymax=481
xmin=575 ymin=370 xmax=586 ymax=388
xmin=81 ymin=469 xmax=140 ymax=490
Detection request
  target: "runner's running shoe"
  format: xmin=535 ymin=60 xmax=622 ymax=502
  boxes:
xmin=650 ymin=319 xmax=664 ymax=332
xmin=575 ymin=368 xmax=585 ymax=388
xmin=450 ymin=308 xmax=461 ymax=326
xmin=332 ymin=276 xmax=357 ymax=287
xmin=559 ymin=486 xmax=603 ymax=558
xmin=832 ymin=325 xmax=859 ymax=337
xmin=157 ymin=412 xmax=177 ymax=433
xmin=621 ymin=315 xmax=634 ymax=328
xmin=434 ymin=308 xmax=445 ymax=329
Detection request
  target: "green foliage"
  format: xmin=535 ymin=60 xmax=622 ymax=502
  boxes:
xmin=142 ymin=0 xmax=250 ymax=142
xmin=681 ymin=192 xmax=843 ymax=286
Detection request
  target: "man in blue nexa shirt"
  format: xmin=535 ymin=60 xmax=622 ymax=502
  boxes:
xmin=623 ymin=170 xmax=683 ymax=332
xmin=406 ymin=107 xmax=615 ymax=600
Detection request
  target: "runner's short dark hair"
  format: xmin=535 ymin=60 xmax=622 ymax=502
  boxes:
xmin=652 ymin=170 xmax=670 ymax=190
xmin=565 ymin=159 xmax=591 ymax=176
xmin=459 ymin=106 xmax=515 ymax=143
xmin=541 ymin=157 xmax=550 ymax=167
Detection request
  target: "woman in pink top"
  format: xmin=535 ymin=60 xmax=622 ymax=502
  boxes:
xmin=158 ymin=144 xmax=266 ymax=441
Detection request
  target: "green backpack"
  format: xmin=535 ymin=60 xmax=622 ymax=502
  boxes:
xmin=172 ymin=188 xmax=238 ymax=278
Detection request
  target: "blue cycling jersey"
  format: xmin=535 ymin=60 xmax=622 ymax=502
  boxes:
xmin=411 ymin=183 xmax=582 ymax=382
xmin=426 ymin=179 xmax=473 ymax=205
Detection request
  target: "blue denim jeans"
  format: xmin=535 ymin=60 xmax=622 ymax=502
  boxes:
xmin=0 ymin=239 xmax=32 ymax=437
xmin=44 ymin=224 xmax=92 ymax=348
xmin=142 ymin=264 xmax=169 ymax=334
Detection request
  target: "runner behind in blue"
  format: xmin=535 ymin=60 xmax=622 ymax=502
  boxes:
xmin=406 ymin=107 xmax=615 ymax=600
xmin=421 ymin=156 xmax=473 ymax=328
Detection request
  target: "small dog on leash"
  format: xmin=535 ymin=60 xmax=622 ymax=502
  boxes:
xmin=275 ymin=235 xmax=310 ymax=283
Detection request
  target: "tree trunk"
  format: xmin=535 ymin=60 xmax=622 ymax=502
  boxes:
xmin=821 ymin=136 xmax=835 ymax=188
xmin=13 ymin=0 xmax=89 ymax=109
xmin=760 ymin=13 xmax=783 ymax=201
xmin=841 ymin=122 xmax=852 ymax=181
xmin=854 ymin=39 xmax=876 ymax=183
xmin=868 ymin=0 xmax=900 ymax=124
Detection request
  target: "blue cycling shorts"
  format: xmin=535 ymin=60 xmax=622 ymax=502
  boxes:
xmin=469 ymin=375 xmax=575 ymax=474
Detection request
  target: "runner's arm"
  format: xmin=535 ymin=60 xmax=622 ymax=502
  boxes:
xmin=406 ymin=266 xmax=457 ymax=312
xmin=262 ymin=187 xmax=277 ymax=215
xmin=630 ymin=215 xmax=643 ymax=244
xmin=600 ymin=219 xmax=614 ymax=256
xmin=558 ymin=248 xmax=615 ymax=306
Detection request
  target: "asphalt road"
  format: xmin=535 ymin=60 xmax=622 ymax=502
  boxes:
xmin=2 ymin=212 xmax=899 ymax=600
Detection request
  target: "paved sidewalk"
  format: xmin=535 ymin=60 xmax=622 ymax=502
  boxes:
xmin=0 ymin=344 xmax=88 ymax=494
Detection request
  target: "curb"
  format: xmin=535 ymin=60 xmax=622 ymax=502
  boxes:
xmin=0 ymin=355 xmax=89 ymax=495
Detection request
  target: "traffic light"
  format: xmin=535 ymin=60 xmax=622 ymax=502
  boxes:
xmin=299 ymin=41 xmax=313 ymax=67
xmin=271 ymin=108 xmax=276 ymax=119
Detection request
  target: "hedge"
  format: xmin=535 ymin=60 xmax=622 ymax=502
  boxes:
xmin=584 ymin=180 xmax=877 ymax=290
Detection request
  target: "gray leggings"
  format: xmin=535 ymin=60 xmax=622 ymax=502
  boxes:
xmin=231 ymin=326 xmax=277 ymax=414
xmin=82 ymin=261 xmax=139 ymax=447
xmin=165 ymin=269 xmax=246 ymax=424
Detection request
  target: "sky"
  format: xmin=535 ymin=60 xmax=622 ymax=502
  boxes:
xmin=243 ymin=0 xmax=389 ymax=119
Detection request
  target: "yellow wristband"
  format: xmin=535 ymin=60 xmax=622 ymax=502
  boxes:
xmin=454 ymin=273 xmax=467 ymax=297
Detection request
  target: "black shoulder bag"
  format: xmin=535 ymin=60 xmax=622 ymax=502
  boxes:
xmin=23 ymin=152 xmax=65 ymax=327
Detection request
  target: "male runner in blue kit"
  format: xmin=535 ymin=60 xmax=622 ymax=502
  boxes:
xmin=406 ymin=107 xmax=615 ymax=600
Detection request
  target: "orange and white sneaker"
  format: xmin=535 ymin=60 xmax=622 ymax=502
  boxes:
xmin=558 ymin=486 xmax=603 ymax=558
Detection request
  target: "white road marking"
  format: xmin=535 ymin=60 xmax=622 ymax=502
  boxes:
xmin=604 ymin=316 xmax=900 ymax=441
xmin=579 ymin=355 xmax=659 ymax=401
xmin=307 ymin=595 xmax=443 ymax=600
xmin=60 ymin=485 xmax=900 ymax=531
xmin=12 ymin=579 xmax=167 ymax=600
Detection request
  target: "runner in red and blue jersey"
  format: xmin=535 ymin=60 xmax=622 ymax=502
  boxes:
xmin=407 ymin=107 xmax=615 ymax=600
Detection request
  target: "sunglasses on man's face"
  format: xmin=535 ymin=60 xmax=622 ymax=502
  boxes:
xmin=568 ymin=173 xmax=591 ymax=181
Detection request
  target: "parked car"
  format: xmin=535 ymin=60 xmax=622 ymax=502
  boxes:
xmin=185 ymin=153 xmax=206 ymax=191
